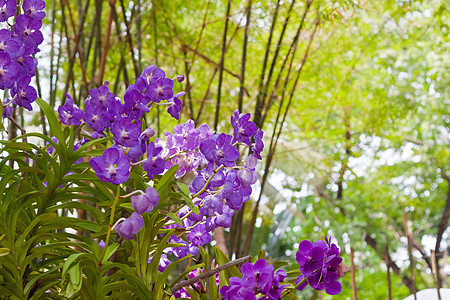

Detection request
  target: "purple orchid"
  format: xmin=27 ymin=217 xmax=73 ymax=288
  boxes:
xmin=83 ymin=103 xmax=109 ymax=132
xmin=0 ymin=0 xmax=16 ymax=22
xmin=13 ymin=15 xmax=44 ymax=48
xmin=22 ymin=0 xmax=46 ymax=21
xmin=0 ymin=52 xmax=18 ymax=89
xmin=0 ymin=29 xmax=21 ymax=56
xmin=145 ymin=77 xmax=174 ymax=103
xmin=111 ymin=117 xmax=141 ymax=147
xmin=186 ymin=223 xmax=211 ymax=247
xmin=90 ymin=146 xmax=130 ymax=184
xmin=11 ymin=75 xmax=37 ymax=111
xmin=295 ymin=237 xmax=347 ymax=295
xmin=89 ymin=85 xmax=115 ymax=107
xmin=58 ymin=94 xmax=83 ymax=126
xmin=115 ymin=212 xmax=144 ymax=240
xmin=131 ymin=187 xmax=159 ymax=214
xmin=167 ymin=92 xmax=184 ymax=120
xmin=143 ymin=142 xmax=165 ymax=179
xmin=252 ymin=129 xmax=264 ymax=160
xmin=231 ymin=109 xmax=257 ymax=146
xmin=200 ymin=133 xmax=239 ymax=167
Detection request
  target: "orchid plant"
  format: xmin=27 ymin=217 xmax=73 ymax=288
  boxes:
xmin=0 ymin=1 xmax=346 ymax=299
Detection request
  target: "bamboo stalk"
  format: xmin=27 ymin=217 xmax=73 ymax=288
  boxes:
xmin=238 ymin=0 xmax=252 ymax=112
xmin=350 ymin=246 xmax=358 ymax=300
xmin=386 ymin=241 xmax=393 ymax=300
xmin=97 ymin=0 xmax=117 ymax=86
xmin=213 ymin=0 xmax=232 ymax=132
xmin=403 ymin=212 xmax=417 ymax=300
xmin=431 ymin=250 xmax=442 ymax=300
xmin=241 ymin=17 xmax=319 ymax=256
xmin=253 ymin=0 xmax=281 ymax=128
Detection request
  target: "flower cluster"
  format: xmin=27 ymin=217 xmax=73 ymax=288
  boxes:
xmin=295 ymin=236 xmax=347 ymax=295
xmin=220 ymin=259 xmax=287 ymax=300
xmin=1 ymin=0 xmax=46 ymax=117
xmin=57 ymin=63 xmax=264 ymax=245
xmin=158 ymin=111 xmax=263 ymax=257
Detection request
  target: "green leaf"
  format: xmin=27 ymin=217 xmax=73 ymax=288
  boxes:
xmin=155 ymin=165 xmax=179 ymax=193
xmin=166 ymin=212 xmax=183 ymax=227
xmin=102 ymin=243 xmax=119 ymax=264
xmin=177 ymin=182 xmax=200 ymax=215
xmin=213 ymin=246 xmax=242 ymax=279
xmin=36 ymin=98 xmax=64 ymax=142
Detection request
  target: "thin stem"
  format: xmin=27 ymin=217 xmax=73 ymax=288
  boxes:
xmin=120 ymin=190 xmax=144 ymax=198
xmin=99 ymin=184 xmax=121 ymax=265
xmin=192 ymin=165 xmax=225 ymax=199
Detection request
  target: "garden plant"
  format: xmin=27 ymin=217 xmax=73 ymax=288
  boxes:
xmin=0 ymin=0 xmax=347 ymax=299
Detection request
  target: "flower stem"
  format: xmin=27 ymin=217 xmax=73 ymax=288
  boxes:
xmin=99 ymin=184 xmax=121 ymax=265
xmin=192 ymin=164 xmax=225 ymax=199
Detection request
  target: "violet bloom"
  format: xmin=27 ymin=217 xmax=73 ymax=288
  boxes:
xmin=145 ymin=77 xmax=174 ymax=103
xmin=252 ymin=130 xmax=264 ymax=160
xmin=11 ymin=75 xmax=37 ymax=111
xmin=131 ymin=187 xmax=159 ymax=214
xmin=220 ymin=277 xmax=257 ymax=300
xmin=231 ymin=110 xmax=257 ymax=146
xmin=0 ymin=0 xmax=16 ymax=22
xmin=58 ymin=94 xmax=83 ymax=126
xmin=167 ymin=92 xmax=183 ymax=120
xmin=143 ymin=142 xmax=165 ymax=179
xmin=2 ymin=101 xmax=13 ymax=118
xmin=266 ymin=269 xmax=288 ymax=299
xmin=123 ymin=88 xmax=147 ymax=119
xmin=83 ymin=103 xmax=108 ymax=132
xmin=186 ymin=223 xmax=211 ymax=247
xmin=0 ymin=29 xmax=21 ymax=56
xmin=13 ymin=44 xmax=37 ymax=77
xmin=22 ymin=0 xmax=46 ymax=21
xmin=296 ymin=240 xmax=327 ymax=276
xmin=148 ymin=253 xmax=171 ymax=272
xmin=111 ymin=117 xmax=141 ymax=147
xmin=140 ymin=65 xmax=164 ymax=86
xmin=115 ymin=212 xmax=144 ymax=240
xmin=89 ymin=85 xmax=115 ymax=107
xmin=237 ymin=155 xmax=258 ymax=188
xmin=295 ymin=237 xmax=347 ymax=295
xmin=200 ymin=133 xmax=239 ymax=167
xmin=90 ymin=146 xmax=130 ymax=184
xmin=241 ymin=259 xmax=274 ymax=293
xmin=0 ymin=52 xmax=18 ymax=89
xmin=13 ymin=15 xmax=44 ymax=48
xmin=214 ymin=205 xmax=234 ymax=228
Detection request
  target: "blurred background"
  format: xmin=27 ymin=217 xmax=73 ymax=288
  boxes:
xmin=8 ymin=0 xmax=449 ymax=298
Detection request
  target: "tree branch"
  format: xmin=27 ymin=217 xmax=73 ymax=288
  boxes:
xmin=170 ymin=255 xmax=251 ymax=294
